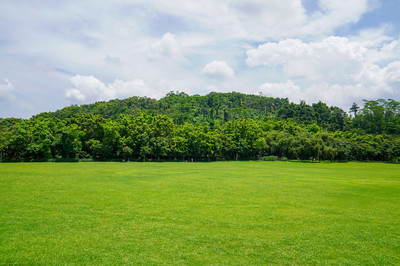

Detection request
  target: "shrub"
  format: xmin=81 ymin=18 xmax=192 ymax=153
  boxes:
xmin=260 ymin=155 xmax=278 ymax=161
xmin=80 ymin=158 xmax=95 ymax=162
xmin=389 ymin=157 xmax=400 ymax=164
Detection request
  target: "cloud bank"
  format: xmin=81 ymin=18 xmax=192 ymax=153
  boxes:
xmin=66 ymin=75 xmax=154 ymax=103
xmin=247 ymin=35 xmax=400 ymax=107
xmin=0 ymin=0 xmax=399 ymax=117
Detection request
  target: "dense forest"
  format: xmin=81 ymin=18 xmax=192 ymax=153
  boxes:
xmin=1 ymin=92 xmax=400 ymax=162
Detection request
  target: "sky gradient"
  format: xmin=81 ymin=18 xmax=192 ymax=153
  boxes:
xmin=1 ymin=0 xmax=400 ymax=118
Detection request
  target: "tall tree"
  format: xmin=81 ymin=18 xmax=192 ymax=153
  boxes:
xmin=349 ymin=102 xmax=360 ymax=117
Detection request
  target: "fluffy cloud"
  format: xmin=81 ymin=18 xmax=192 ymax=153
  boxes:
xmin=258 ymin=61 xmax=400 ymax=109
xmin=353 ymin=61 xmax=400 ymax=95
xmin=0 ymin=79 xmax=14 ymax=101
xmin=150 ymin=32 xmax=182 ymax=59
xmin=259 ymin=80 xmax=302 ymax=99
xmin=249 ymin=33 xmax=400 ymax=108
xmin=227 ymin=0 xmax=308 ymax=40
xmin=203 ymin=60 xmax=234 ymax=80
xmin=385 ymin=61 xmax=400 ymax=89
xmin=0 ymin=0 xmax=397 ymax=118
xmin=258 ymin=80 xmax=360 ymax=108
xmin=303 ymin=0 xmax=374 ymax=36
xmin=65 ymin=75 xmax=156 ymax=103
xmin=142 ymin=0 xmax=376 ymax=40
xmin=247 ymin=37 xmax=367 ymax=83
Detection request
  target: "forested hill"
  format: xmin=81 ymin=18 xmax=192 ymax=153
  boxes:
xmin=35 ymin=91 xmax=399 ymax=134
xmin=36 ymin=91 xmax=349 ymax=130
xmin=35 ymin=92 xmax=299 ymax=125
xmin=1 ymin=92 xmax=400 ymax=162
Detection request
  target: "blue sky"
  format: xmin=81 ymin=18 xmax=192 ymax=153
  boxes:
xmin=1 ymin=0 xmax=400 ymax=118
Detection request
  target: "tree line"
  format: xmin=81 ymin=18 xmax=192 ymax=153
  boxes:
xmin=1 ymin=92 xmax=399 ymax=162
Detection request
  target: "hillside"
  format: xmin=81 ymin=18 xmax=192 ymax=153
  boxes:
xmin=35 ymin=91 xmax=350 ymax=131
xmin=1 ymin=92 xmax=400 ymax=162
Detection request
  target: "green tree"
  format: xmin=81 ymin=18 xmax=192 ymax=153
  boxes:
xmin=349 ymin=102 xmax=360 ymax=117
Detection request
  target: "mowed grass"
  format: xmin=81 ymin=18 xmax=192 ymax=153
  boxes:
xmin=0 ymin=162 xmax=399 ymax=264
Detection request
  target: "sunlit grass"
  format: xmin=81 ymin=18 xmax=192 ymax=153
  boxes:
xmin=1 ymin=161 xmax=399 ymax=264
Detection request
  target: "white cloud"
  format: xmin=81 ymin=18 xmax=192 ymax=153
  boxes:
xmin=65 ymin=88 xmax=86 ymax=102
xmin=258 ymin=80 xmax=362 ymax=108
xmin=303 ymin=0 xmax=373 ymax=36
xmin=110 ymin=79 xmax=151 ymax=98
xmin=354 ymin=61 xmax=400 ymax=95
xmin=0 ymin=0 xmax=398 ymax=117
xmin=255 ymin=61 xmax=400 ymax=109
xmin=141 ymin=0 xmax=375 ymax=40
xmin=150 ymin=32 xmax=182 ymax=59
xmin=247 ymin=37 xmax=368 ymax=83
xmin=65 ymin=75 xmax=156 ymax=103
xmin=259 ymin=80 xmax=302 ymax=99
xmin=228 ymin=0 xmax=308 ymax=40
xmin=0 ymin=79 xmax=15 ymax=101
xmin=250 ymin=32 xmax=400 ymax=108
xmin=248 ymin=34 xmax=400 ymax=82
xmin=256 ymin=60 xmax=400 ymax=109
xmin=350 ymin=26 xmax=393 ymax=48
xmin=203 ymin=60 xmax=234 ymax=80
xmin=385 ymin=61 xmax=400 ymax=90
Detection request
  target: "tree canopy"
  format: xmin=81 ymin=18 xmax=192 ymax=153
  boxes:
xmin=1 ymin=92 xmax=399 ymax=162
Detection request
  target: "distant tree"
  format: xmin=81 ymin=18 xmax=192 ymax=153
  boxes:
xmin=349 ymin=102 xmax=360 ymax=117
xmin=312 ymin=101 xmax=331 ymax=128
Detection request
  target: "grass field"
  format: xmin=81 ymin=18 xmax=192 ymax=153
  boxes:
xmin=0 ymin=161 xmax=399 ymax=264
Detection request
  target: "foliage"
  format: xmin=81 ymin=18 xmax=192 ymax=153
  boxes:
xmin=1 ymin=93 xmax=400 ymax=162
xmin=260 ymin=155 xmax=278 ymax=161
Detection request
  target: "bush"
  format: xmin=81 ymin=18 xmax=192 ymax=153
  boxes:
xmin=280 ymin=157 xmax=288 ymax=161
xmin=389 ymin=157 xmax=400 ymax=164
xmin=80 ymin=158 xmax=95 ymax=162
xmin=260 ymin=155 xmax=278 ymax=161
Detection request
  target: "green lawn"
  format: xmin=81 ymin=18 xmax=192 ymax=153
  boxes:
xmin=0 ymin=161 xmax=399 ymax=264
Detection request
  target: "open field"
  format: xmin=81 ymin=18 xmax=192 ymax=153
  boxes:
xmin=0 ymin=161 xmax=399 ymax=264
